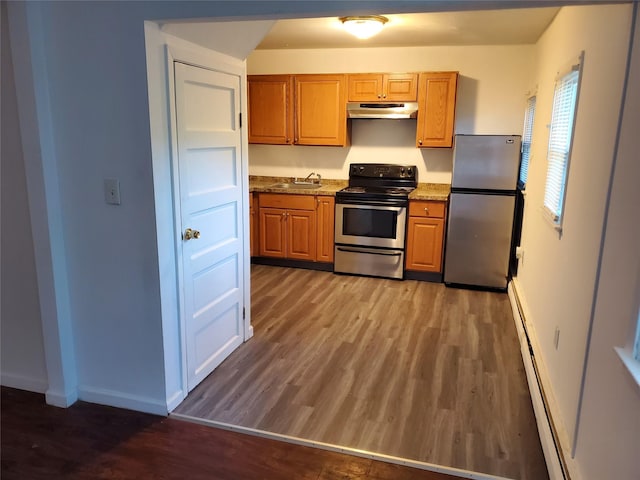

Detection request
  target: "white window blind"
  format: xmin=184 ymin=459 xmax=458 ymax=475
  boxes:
xmin=519 ymin=95 xmax=537 ymax=188
xmin=543 ymin=65 xmax=581 ymax=225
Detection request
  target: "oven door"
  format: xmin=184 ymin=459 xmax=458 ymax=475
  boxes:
xmin=335 ymin=202 xmax=406 ymax=249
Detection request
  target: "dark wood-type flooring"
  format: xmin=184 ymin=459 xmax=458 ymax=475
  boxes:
xmin=1 ymin=387 xmax=460 ymax=480
xmin=176 ymin=265 xmax=548 ymax=480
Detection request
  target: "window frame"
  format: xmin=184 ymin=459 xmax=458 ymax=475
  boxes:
xmin=542 ymin=52 xmax=584 ymax=233
xmin=519 ymin=94 xmax=537 ymax=190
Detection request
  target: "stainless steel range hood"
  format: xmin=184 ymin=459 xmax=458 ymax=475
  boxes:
xmin=347 ymin=102 xmax=419 ymax=119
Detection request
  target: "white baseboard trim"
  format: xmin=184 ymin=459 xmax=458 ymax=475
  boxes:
xmin=78 ymin=385 xmax=168 ymax=416
xmin=172 ymin=413 xmax=513 ymax=480
xmin=1 ymin=372 xmax=48 ymax=394
xmin=45 ymin=387 xmax=78 ymax=407
xmin=245 ymin=324 xmax=254 ymax=341
xmin=166 ymin=388 xmax=184 ymax=413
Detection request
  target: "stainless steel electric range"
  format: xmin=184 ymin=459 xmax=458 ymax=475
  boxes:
xmin=334 ymin=163 xmax=418 ymax=280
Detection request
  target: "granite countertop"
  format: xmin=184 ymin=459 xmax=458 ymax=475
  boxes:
xmin=249 ymin=176 xmax=347 ymax=196
xmin=249 ymin=176 xmax=450 ymax=201
xmin=409 ymin=183 xmax=451 ymax=201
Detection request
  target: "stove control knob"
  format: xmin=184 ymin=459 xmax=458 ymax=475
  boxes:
xmin=407 ymin=167 xmax=413 ymax=177
xmin=359 ymin=166 xmax=365 ymax=173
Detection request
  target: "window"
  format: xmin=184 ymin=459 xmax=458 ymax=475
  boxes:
xmin=543 ymin=55 xmax=583 ymax=228
xmin=616 ymin=309 xmax=640 ymax=388
xmin=519 ymin=95 xmax=536 ymax=188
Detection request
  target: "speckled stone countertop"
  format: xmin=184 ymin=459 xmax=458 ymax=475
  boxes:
xmin=409 ymin=183 xmax=451 ymax=201
xmin=249 ymin=176 xmax=450 ymax=201
xmin=249 ymin=176 xmax=347 ymax=196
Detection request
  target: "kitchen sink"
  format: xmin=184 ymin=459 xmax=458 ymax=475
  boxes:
xmin=269 ymin=182 xmax=322 ymax=190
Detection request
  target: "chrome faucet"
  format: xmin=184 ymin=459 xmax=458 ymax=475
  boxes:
xmin=302 ymin=172 xmax=321 ymax=184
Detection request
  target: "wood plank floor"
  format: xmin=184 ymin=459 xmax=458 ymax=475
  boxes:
xmin=0 ymin=387 xmax=461 ymax=480
xmin=175 ymin=265 xmax=548 ymax=480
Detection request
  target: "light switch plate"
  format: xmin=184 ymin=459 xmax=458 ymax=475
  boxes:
xmin=104 ymin=178 xmax=121 ymax=205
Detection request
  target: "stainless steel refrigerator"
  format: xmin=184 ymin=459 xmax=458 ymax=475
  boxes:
xmin=444 ymin=134 xmax=521 ymax=290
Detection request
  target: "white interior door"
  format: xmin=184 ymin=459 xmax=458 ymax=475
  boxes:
xmin=174 ymin=62 xmax=244 ymax=391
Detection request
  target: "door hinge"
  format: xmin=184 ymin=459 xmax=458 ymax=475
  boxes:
xmin=239 ymin=112 xmax=242 ymax=128
xmin=242 ymin=307 xmax=245 ymax=320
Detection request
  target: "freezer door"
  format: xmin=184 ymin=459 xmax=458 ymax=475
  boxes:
xmin=444 ymin=192 xmax=515 ymax=289
xmin=452 ymin=135 xmax=521 ymax=190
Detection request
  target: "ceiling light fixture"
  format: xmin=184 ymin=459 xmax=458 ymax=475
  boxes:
xmin=340 ymin=15 xmax=388 ymax=39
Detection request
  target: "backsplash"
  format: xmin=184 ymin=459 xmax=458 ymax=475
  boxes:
xmin=248 ymin=119 xmax=454 ymax=184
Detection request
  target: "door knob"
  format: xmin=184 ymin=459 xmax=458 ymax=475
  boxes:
xmin=184 ymin=228 xmax=201 ymax=240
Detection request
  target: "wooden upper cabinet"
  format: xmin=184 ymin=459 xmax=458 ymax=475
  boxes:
xmin=247 ymin=75 xmax=294 ymax=145
xmin=348 ymin=73 xmax=418 ymax=102
xmin=294 ymin=74 xmax=348 ymax=146
xmin=416 ymin=72 xmax=458 ymax=148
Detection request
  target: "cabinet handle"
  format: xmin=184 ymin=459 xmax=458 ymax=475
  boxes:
xmin=418 ymin=139 xmax=423 ymax=145
xmin=294 ymin=138 xmax=298 ymax=143
xmin=382 ymin=94 xmax=387 ymax=99
xmin=377 ymin=94 xmax=382 ymax=99
xmin=286 ymin=138 xmax=291 ymax=143
xmin=424 ymin=207 xmax=430 ymax=215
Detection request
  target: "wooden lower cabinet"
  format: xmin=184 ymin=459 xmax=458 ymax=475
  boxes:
xmin=287 ymin=210 xmax=316 ymax=261
xmin=405 ymin=200 xmax=446 ymax=273
xmin=258 ymin=194 xmax=321 ymax=262
xmin=259 ymin=207 xmax=288 ymax=258
xmin=257 ymin=194 xmax=335 ymax=263
xmin=250 ymin=193 xmax=257 ymax=257
xmin=315 ymin=196 xmax=335 ymax=263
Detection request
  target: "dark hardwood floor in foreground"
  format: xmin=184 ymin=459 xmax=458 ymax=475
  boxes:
xmin=0 ymin=387 xmax=459 ymax=480
xmin=176 ymin=265 xmax=548 ymax=480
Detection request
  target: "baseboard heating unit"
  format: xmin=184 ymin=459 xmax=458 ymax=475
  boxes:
xmin=508 ymin=281 xmax=569 ymax=480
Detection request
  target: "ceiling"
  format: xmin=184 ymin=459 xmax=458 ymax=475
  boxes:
xmin=255 ymin=7 xmax=561 ymax=50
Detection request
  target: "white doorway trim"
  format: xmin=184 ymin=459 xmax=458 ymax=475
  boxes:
xmin=144 ymin=23 xmax=253 ymax=413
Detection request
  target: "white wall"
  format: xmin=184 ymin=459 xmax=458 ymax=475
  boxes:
xmin=572 ymin=5 xmax=640 ymax=479
xmin=247 ymin=45 xmax=534 ymax=183
xmin=514 ymin=2 xmax=635 ymax=472
xmin=1 ymin=1 xmax=48 ymax=393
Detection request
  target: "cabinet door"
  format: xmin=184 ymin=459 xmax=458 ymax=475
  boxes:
xmin=383 ymin=73 xmax=418 ymax=101
xmin=405 ymin=217 xmax=445 ymax=272
xmin=248 ymin=75 xmax=293 ymax=145
xmin=416 ymin=72 xmax=458 ymax=148
xmin=294 ymin=75 xmax=348 ymax=146
xmin=287 ymin=209 xmax=316 ymax=261
xmin=347 ymin=74 xmax=383 ymax=101
xmin=315 ymin=196 xmax=335 ymax=262
xmin=250 ymin=194 xmax=257 ymax=257
xmin=259 ymin=208 xmax=287 ymax=258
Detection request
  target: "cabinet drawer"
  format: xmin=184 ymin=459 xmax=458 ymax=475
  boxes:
xmin=409 ymin=201 xmax=446 ymax=219
xmin=259 ymin=193 xmax=315 ymax=210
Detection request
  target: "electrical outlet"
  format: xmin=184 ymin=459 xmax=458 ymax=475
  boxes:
xmin=554 ymin=327 xmax=560 ymax=350
xmin=104 ymin=178 xmax=121 ymax=205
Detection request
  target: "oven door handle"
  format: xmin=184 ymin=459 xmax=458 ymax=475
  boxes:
xmin=337 ymin=203 xmax=404 ymax=212
xmin=337 ymin=247 xmax=402 ymax=257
